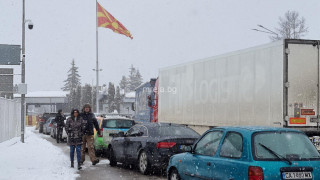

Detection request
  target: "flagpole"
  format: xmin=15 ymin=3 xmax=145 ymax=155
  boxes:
xmin=95 ymin=0 xmax=99 ymax=113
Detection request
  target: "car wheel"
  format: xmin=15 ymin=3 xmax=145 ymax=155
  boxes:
xmin=169 ymin=169 xmax=181 ymax=180
xmin=109 ymin=147 xmax=117 ymax=167
xmin=138 ymin=151 xmax=150 ymax=175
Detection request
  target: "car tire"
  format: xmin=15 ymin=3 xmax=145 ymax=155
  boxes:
xmin=169 ymin=169 xmax=181 ymax=180
xmin=109 ymin=147 xmax=117 ymax=167
xmin=138 ymin=151 xmax=150 ymax=175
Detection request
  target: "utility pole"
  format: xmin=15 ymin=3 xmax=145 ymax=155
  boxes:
xmin=21 ymin=0 xmax=26 ymax=143
xmin=21 ymin=0 xmax=33 ymax=142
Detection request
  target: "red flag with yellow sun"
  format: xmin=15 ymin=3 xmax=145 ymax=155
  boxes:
xmin=97 ymin=2 xmax=133 ymax=39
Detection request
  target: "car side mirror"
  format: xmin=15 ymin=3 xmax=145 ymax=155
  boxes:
xmin=131 ymin=103 xmax=135 ymax=111
xmin=182 ymin=145 xmax=192 ymax=152
xmin=138 ymin=132 xmax=144 ymax=136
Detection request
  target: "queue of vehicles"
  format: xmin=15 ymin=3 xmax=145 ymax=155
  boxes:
xmin=38 ymin=110 xmax=320 ymax=179
xmin=35 ymin=39 xmax=320 ymax=179
xmin=132 ymin=39 xmax=320 ymax=179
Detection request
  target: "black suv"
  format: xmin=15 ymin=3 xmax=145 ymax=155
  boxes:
xmin=39 ymin=112 xmax=57 ymax=133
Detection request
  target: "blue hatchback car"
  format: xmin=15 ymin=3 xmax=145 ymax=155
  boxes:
xmin=167 ymin=126 xmax=320 ymax=180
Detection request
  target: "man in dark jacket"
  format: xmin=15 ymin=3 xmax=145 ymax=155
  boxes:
xmin=54 ymin=109 xmax=66 ymax=143
xmin=80 ymin=104 xmax=100 ymax=165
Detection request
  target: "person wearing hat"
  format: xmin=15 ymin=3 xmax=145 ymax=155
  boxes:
xmin=80 ymin=104 xmax=100 ymax=165
xmin=65 ymin=109 xmax=86 ymax=170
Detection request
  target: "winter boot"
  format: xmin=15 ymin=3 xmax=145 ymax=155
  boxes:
xmin=92 ymin=159 xmax=99 ymax=165
xmin=71 ymin=161 xmax=74 ymax=168
xmin=78 ymin=162 xmax=82 ymax=170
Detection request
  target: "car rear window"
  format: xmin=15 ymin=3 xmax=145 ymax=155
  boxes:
xmin=42 ymin=113 xmax=56 ymax=120
xmin=252 ymin=131 xmax=320 ymax=161
xmin=102 ymin=119 xmax=134 ymax=129
xmin=157 ymin=126 xmax=200 ymax=137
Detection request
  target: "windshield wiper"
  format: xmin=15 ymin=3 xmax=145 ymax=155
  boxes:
xmin=259 ymin=143 xmax=292 ymax=165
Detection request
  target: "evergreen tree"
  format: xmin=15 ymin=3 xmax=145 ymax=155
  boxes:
xmin=128 ymin=65 xmax=143 ymax=91
xmin=68 ymin=89 xmax=77 ymax=111
xmin=81 ymin=84 xmax=93 ymax=108
xmin=62 ymin=59 xmax=81 ymax=91
xmin=128 ymin=65 xmax=136 ymax=91
xmin=115 ymin=86 xmax=121 ymax=113
xmin=134 ymin=70 xmax=143 ymax=88
xmin=75 ymin=85 xmax=81 ymax=109
xmin=107 ymin=82 xmax=116 ymax=113
xmin=92 ymin=86 xmax=97 ymax=112
xmin=119 ymin=76 xmax=129 ymax=93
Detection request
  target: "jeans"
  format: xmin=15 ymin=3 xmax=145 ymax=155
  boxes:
xmin=70 ymin=145 xmax=81 ymax=162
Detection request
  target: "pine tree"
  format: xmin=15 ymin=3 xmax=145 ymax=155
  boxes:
xmin=92 ymin=86 xmax=97 ymax=112
xmin=107 ymin=82 xmax=116 ymax=113
xmin=115 ymin=86 xmax=121 ymax=113
xmin=62 ymin=59 xmax=81 ymax=91
xmin=128 ymin=65 xmax=136 ymax=91
xmin=134 ymin=70 xmax=143 ymax=88
xmin=128 ymin=65 xmax=143 ymax=91
xmin=119 ymin=76 xmax=129 ymax=93
xmin=81 ymin=84 xmax=93 ymax=108
xmin=75 ymin=85 xmax=81 ymax=110
xmin=68 ymin=89 xmax=77 ymax=111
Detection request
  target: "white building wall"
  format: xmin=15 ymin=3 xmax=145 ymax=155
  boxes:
xmin=0 ymin=98 xmax=21 ymax=143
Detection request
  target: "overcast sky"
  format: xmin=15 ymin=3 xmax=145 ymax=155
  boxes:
xmin=0 ymin=0 xmax=320 ymax=92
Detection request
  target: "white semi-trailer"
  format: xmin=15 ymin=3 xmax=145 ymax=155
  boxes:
xmin=156 ymin=39 xmax=320 ymax=139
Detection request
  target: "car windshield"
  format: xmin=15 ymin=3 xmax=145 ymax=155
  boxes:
xmin=102 ymin=119 xmax=134 ymax=129
xmin=156 ymin=126 xmax=200 ymax=138
xmin=253 ymin=131 xmax=320 ymax=161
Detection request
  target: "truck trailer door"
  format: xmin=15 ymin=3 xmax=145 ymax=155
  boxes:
xmin=286 ymin=40 xmax=320 ymax=130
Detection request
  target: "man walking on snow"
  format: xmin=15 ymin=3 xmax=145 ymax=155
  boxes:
xmin=80 ymin=104 xmax=100 ymax=165
xmin=54 ymin=109 xmax=66 ymax=143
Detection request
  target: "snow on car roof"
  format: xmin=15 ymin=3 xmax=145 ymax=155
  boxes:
xmin=104 ymin=115 xmax=132 ymax=120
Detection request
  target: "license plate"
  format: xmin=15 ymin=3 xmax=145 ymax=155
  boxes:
xmin=282 ymin=172 xmax=312 ymax=179
xmin=179 ymin=145 xmax=185 ymax=150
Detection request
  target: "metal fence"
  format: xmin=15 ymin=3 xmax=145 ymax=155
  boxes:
xmin=0 ymin=97 xmax=21 ymax=143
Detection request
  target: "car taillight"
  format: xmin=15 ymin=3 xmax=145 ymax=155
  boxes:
xmin=98 ymin=128 xmax=103 ymax=137
xmin=156 ymin=142 xmax=176 ymax=149
xmin=40 ymin=118 xmax=45 ymax=122
xmin=249 ymin=166 xmax=263 ymax=180
xmin=49 ymin=124 xmax=52 ymax=127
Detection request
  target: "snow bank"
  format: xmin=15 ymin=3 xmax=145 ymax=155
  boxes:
xmin=0 ymin=127 xmax=79 ymax=180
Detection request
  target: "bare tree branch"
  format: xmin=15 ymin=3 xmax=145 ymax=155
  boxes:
xmin=270 ymin=11 xmax=308 ymax=41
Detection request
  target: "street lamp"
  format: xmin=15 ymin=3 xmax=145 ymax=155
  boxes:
xmin=252 ymin=24 xmax=279 ymax=39
xmin=21 ymin=0 xmax=33 ymax=143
